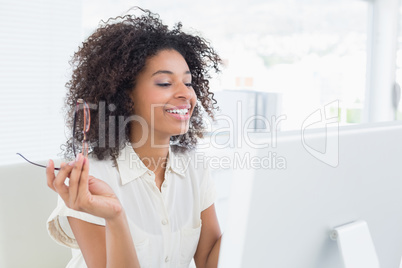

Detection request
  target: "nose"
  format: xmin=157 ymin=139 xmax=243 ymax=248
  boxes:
xmin=175 ymin=82 xmax=193 ymax=100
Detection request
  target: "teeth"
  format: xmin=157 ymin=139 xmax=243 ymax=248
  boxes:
xmin=167 ymin=108 xmax=189 ymax=115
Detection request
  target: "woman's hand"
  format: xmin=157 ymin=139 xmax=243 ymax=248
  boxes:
xmin=46 ymin=154 xmax=122 ymax=220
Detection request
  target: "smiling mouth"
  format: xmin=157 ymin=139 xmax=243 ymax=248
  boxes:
xmin=165 ymin=108 xmax=190 ymax=115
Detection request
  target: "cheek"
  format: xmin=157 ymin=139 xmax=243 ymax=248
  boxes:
xmin=190 ymin=97 xmax=198 ymax=116
xmin=135 ymin=94 xmax=163 ymax=115
xmin=190 ymin=90 xmax=197 ymax=103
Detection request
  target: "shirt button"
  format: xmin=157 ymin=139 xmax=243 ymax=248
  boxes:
xmin=162 ymin=183 xmax=168 ymax=188
xmin=165 ymin=256 xmax=169 ymax=262
xmin=162 ymin=219 xmax=168 ymax=225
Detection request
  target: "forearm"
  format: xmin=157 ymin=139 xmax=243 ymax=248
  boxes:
xmin=205 ymin=235 xmax=222 ymax=268
xmin=105 ymin=210 xmax=140 ymax=268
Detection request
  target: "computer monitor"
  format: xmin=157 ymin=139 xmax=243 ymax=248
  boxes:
xmin=217 ymin=121 xmax=402 ymax=268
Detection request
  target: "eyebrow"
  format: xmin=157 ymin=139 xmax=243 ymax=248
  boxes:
xmin=151 ymin=70 xmax=191 ymax=76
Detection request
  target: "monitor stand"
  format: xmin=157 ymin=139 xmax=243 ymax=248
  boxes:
xmin=330 ymin=220 xmax=380 ymax=268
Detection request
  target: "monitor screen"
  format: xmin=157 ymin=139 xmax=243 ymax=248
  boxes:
xmin=217 ymin=121 xmax=402 ymax=268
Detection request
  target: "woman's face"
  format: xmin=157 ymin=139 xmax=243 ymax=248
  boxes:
xmin=130 ymin=49 xmax=197 ymax=142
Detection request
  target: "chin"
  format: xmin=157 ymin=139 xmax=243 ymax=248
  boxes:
xmin=172 ymin=127 xmax=190 ymax=136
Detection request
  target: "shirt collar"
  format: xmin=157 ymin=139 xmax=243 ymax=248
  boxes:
xmin=166 ymin=146 xmax=187 ymax=177
xmin=115 ymin=143 xmax=187 ymax=186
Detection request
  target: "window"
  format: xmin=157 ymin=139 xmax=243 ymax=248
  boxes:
xmin=0 ymin=0 xmax=82 ymax=165
xmin=395 ymin=5 xmax=402 ymax=119
xmin=136 ymin=0 xmax=369 ymax=130
xmin=1 ymin=0 xmax=383 ymax=164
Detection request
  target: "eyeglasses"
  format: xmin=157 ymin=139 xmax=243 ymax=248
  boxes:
xmin=17 ymin=99 xmax=91 ymax=170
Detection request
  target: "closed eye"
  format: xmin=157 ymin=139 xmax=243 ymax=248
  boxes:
xmin=185 ymin=83 xmax=193 ymax=87
xmin=157 ymin=83 xmax=171 ymax=87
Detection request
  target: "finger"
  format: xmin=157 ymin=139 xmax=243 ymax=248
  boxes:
xmin=68 ymin=154 xmax=84 ymax=207
xmin=46 ymin=159 xmax=56 ymax=192
xmin=53 ymin=161 xmax=73 ymax=203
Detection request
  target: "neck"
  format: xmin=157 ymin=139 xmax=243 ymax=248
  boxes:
xmin=130 ymin=129 xmax=170 ymax=175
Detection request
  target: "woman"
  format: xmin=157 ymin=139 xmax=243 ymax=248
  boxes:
xmin=46 ymin=8 xmax=222 ymax=268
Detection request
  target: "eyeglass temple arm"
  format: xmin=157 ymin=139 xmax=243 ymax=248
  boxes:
xmin=72 ymin=103 xmax=79 ymax=157
xmin=16 ymin=153 xmax=61 ymax=170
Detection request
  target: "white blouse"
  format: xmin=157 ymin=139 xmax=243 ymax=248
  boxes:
xmin=47 ymin=143 xmax=216 ymax=268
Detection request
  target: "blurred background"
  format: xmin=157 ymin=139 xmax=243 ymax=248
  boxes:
xmin=0 ymin=0 xmax=402 ymax=164
xmin=1 ymin=0 xmax=402 ymax=267
xmin=3 ymin=0 xmax=401 ymax=165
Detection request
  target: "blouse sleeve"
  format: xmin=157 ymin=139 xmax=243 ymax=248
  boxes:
xmin=46 ymin=195 xmax=106 ymax=248
xmin=46 ymin=158 xmax=108 ymax=248
xmin=201 ymin=163 xmax=217 ymax=212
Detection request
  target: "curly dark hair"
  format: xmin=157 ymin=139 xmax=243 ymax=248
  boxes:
xmin=61 ymin=7 xmax=221 ymax=161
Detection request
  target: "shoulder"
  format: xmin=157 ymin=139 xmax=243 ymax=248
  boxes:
xmin=174 ymin=148 xmax=217 ymax=211
xmin=172 ymin=149 xmax=212 ymax=192
xmin=171 ymin=146 xmax=211 ymax=183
